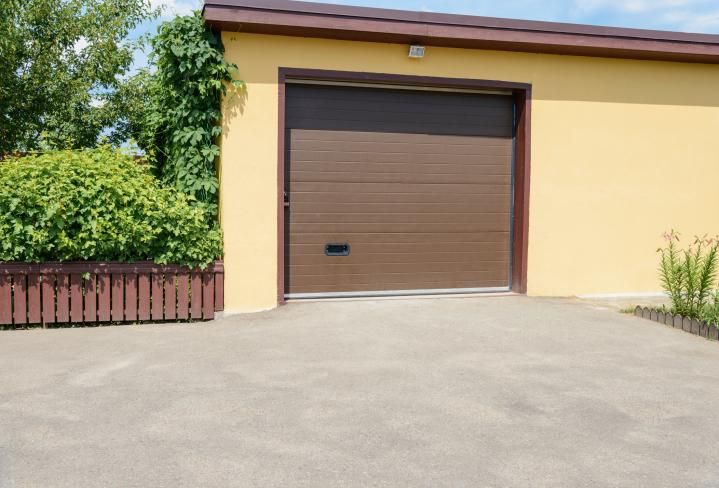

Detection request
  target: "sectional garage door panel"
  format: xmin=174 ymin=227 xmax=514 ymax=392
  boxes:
xmin=285 ymin=84 xmax=514 ymax=297
xmin=286 ymin=84 xmax=514 ymax=136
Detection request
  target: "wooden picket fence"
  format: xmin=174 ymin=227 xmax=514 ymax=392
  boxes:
xmin=0 ymin=261 xmax=224 ymax=327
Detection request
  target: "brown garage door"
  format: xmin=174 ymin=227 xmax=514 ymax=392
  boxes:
xmin=285 ymin=83 xmax=515 ymax=298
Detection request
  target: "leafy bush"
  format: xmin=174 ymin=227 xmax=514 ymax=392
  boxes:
xmin=0 ymin=147 xmax=222 ymax=268
xmin=658 ymin=231 xmax=719 ymax=320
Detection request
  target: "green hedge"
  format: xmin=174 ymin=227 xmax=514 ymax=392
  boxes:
xmin=0 ymin=147 xmax=222 ymax=268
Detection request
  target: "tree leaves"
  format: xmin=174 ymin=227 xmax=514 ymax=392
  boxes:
xmin=0 ymin=0 xmax=159 ymax=152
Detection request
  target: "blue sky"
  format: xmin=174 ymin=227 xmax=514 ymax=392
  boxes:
xmin=134 ymin=0 xmax=719 ymax=69
xmin=150 ymin=0 xmax=719 ymax=32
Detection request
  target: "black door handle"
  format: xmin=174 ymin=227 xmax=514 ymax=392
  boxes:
xmin=325 ymin=243 xmax=350 ymax=256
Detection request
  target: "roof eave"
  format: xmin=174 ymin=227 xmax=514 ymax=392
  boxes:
xmin=203 ymin=0 xmax=719 ymax=64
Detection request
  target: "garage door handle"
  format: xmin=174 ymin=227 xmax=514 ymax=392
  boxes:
xmin=325 ymin=243 xmax=350 ymax=256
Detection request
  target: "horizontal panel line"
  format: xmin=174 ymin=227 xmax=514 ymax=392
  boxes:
xmin=288 ymin=197 xmax=513 ymax=200
xmin=289 ymin=254 xmax=510 ymax=258
xmin=290 ymin=169 xmax=511 ymax=173
xmin=287 ymin=115 xmax=511 ymax=123
xmin=287 ymin=96 xmax=512 ymax=105
xmin=291 ymin=140 xmax=511 ymax=146
xmin=286 ymin=89 xmax=512 ymax=101
xmin=290 ymin=183 xmax=511 ymax=186
xmin=290 ymin=245 xmax=510 ymax=248
xmin=290 ymin=174 xmax=511 ymax=178
xmin=290 ymin=136 xmax=511 ymax=141
xmin=288 ymin=281 xmax=509 ymax=286
xmin=290 ymin=212 xmax=510 ymax=215
xmin=289 ymin=206 xmax=511 ymax=209
xmin=290 ymin=190 xmax=511 ymax=195
xmin=290 ymin=247 xmax=509 ymax=250
xmin=290 ymin=140 xmax=512 ymax=147
xmin=290 ymin=270 xmax=505 ymax=274
xmin=290 ymin=243 xmax=510 ymax=246
xmin=289 ymin=263 xmax=510 ymax=268
xmin=289 ymin=201 xmax=512 ymax=204
xmin=290 ymin=186 xmax=512 ymax=190
xmin=287 ymin=107 xmax=513 ymax=115
xmin=293 ymin=230 xmax=509 ymax=235
xmin=291 ymin=161 xmax=510 ymax=166
xmin=290 ymin=226 xmax=510 ymax=228
xmin=287 ymin=96 xmax=512 ymax=108
xmin=291 ymin=242 xmax=507 ymax=245
xmin=290 ymin=226 xmax=511 ymax=228
xmin=289 ymin=183 xmax=512 ymax=186
xmin=289 ymin=194 xmax=512 ymax=196
xmin=290 ymin=149 xmax=511 ymax=154
xmin=290 ymin=205 xmax=509 ymax=207
xmin=289 ymin=263 xmax=510 ymax=267
xmin=290 ymin=258 xmax=510 ymax=262
xmin=290 ymin=259 xmax=509 ymax=263
xmin=286 ymin=118 xmax=512 ymax=126
xmin=287 ymin=94 xmax=513 ymax=105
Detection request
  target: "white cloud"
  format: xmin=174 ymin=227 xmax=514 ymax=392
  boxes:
xmin=662 ymin=9 xmax=719 ymax=31
xmin=572 ymin=0 xmax=719 ymax=31
xmin=574 ymin=0 xmax=710 ymax=13
xmin=150 ymin=0 xmax=201 ymax=17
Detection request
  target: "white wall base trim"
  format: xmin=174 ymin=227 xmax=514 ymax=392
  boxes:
xmin=218 ymin=306 xmax=278 ymax=317
xmin=578 ymin=291 xmax=667 ymax=299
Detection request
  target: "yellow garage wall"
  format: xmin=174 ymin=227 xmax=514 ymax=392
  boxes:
xmin=219 ymin=32 xmax=719 ymax=313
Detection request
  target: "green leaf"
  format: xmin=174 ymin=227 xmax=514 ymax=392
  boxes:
xmin=0 ymin=147 xmax=222 ymax=267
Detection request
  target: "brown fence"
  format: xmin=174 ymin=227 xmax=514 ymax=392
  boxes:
xmin=0 ymin=261 xmax=224 ymax=327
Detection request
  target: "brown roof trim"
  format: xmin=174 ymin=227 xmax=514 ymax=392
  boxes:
xmin=203 ymin=0 xmax=719 ymax=64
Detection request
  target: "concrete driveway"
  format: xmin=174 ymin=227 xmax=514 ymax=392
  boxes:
xmin=1 ymin=296 xmax=719 ymax=488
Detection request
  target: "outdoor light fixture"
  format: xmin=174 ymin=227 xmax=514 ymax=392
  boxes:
xmin=408 ymin=45 xmax=426 ymax=58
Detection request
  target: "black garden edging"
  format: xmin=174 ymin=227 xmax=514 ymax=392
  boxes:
xmin=634 ymin=306 xmax=719 ymax=342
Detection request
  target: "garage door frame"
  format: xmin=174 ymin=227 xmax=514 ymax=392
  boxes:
xmin=276 ymin=68 xmax=532 ymax=303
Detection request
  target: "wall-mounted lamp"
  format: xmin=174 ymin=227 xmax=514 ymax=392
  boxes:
xmin=408 ymin=45 xmax=426 ymax=59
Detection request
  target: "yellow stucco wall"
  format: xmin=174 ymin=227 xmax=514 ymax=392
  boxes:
xmin=219 ymin=32 xmax=719 ymax=313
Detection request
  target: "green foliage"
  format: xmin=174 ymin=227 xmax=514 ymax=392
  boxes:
xmin=0 ymin=147 xmax=222 ymax=268
xmin=658 ymin=231 xmax=719 ymax=319
xmin=110 ymin=69 xmax=158 ymax=152
xmin=701 ymin=291 xmax=719 ymax=327
xmin=125 ymin=11 xmax=242 ymax=217
xmin=0 ymin=0 xmax=159 ymax=152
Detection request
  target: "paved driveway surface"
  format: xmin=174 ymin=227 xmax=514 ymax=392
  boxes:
xmin=1 ymin=296 xmax=719 ymax=488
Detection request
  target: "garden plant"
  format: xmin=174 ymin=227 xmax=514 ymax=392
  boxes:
xmin=657 ymin=230 xmax=719 ymax=327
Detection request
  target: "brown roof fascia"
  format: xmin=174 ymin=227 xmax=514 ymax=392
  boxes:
xmin=203 ymin=0 xmax=719 ymax=64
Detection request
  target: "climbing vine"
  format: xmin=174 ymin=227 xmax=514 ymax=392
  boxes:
xmin=137 ymin=11 xmax=242 ymax=218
